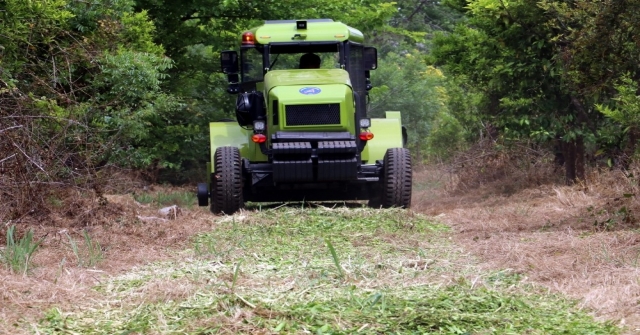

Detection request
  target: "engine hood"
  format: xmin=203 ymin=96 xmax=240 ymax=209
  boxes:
xmin=264 ymin=69 xmax=351 ymax=94
xmin=265 ymin=69 xmax=355 ymax=132
xmin=269 ymin=83 xmax=352 ymax=107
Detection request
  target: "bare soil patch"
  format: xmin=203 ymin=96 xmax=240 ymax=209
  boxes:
xmin=413 ymin=165 xmax=640 ymax=333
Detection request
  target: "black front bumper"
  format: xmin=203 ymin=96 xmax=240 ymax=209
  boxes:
xmin=243 ymin=131 xmax=381 ymax=201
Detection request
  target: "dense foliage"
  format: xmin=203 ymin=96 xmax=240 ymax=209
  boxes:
xmin=431 ymin=0 xmax=640 ymax=182
xmin=2 ymin=0 xmax=640 ymax=218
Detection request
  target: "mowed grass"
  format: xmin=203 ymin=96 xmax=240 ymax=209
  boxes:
xmin=35 ymin=207 xmax=619 ymax=334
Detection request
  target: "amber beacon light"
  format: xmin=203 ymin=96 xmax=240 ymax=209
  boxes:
xmin=242 ymin=31 xmax=255 ymax=45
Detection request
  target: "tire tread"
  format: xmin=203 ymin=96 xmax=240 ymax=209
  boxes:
xmin=211 ymin=147 xmax=244 ymax=214
xmin=380 ymin=148 xmax=412 ymax=208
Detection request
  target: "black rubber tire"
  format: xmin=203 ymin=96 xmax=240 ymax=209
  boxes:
xmin=380 ymin=148 xmax=412 ymax=208
xmin=197 ymin=183 xmax=209 ymax=207
xmin=210 ymin=147 xmax=244 ymax=214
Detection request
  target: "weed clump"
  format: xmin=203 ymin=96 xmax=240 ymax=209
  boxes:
xmin=67 ymin=230 xmax=103 ymax=267
xmin=0 ymin=225 xmax=41 ymax=274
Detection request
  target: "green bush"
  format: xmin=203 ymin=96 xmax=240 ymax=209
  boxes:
xmin=427 ymin=111 xmax=467 ymax=161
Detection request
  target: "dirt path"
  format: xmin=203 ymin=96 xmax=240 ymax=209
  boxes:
xmin=413 ymin=168 xmax=640 ymax=333
xmin=1 ymin=173 xmax=638 ymax=333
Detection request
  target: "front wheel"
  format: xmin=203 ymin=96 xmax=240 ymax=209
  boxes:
xmin=379 ymin=148 xmax=412 ymax=208
xmin=211 ymin=147 xmax=244 ymax=214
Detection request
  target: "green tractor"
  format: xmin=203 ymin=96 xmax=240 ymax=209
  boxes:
xmin=197 ymin=19 xmax=412 ymax=214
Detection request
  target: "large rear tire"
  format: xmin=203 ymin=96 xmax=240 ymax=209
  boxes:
xmin=211 ymin=147 xmax=244 ymax=214
xmin=379 ymin=148 xmax=412 ymax=208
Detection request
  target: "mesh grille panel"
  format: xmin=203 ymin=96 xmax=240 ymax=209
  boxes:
xmin=285 ymin=104 xmax=340 ymax=126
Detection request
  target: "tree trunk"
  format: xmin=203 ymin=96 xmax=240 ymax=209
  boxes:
xmin=563 ymin=137 xmax=585 ymax=185
xmin=564 ymin=139 xmax=576 ymax=185
xmin=576 ymin=136 xmax=585 ymax=182
xmin=553 ymin=135 xmax=565 ymax=168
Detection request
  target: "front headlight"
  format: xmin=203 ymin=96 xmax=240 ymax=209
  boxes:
xmin=359 ymin=118 xmax=371 ymax=129
xmin=253 ymin=120 xmax=266 ymax=132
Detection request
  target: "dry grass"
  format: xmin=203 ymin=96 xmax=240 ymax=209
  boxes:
xmin=413 ymin=147 xmax=640 ymax=333
xmin=8 ymin=206 xmax=616 ymax=334
xmin=0 ymin=186 xmax=216 ymax=334
xmin=0 ymin=144 xmax=635 ymax=333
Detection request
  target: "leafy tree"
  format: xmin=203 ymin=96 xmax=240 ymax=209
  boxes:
xmin=541 ymin=0 xmax=640 ymax=98
xmin=542 ymin=0 xmax=640 ymax=164
xmin=597 ymin=76 xmax=640 ymax=132
xmin=390 ymin=0 xmax=465 ymax=36
xmin=0 ymin=0 xmax=73 ymax=89
xmin=431 ymin=0 xmax=591 ymax=183
xmin=90 ymin=50 xmax=188 ymax=170
xmin=440 ymin=75 xmax=484 ymax=143
xmin=427 ymin=110 xmax=467 ymax=161
xmin=596 ymin=75 xmax=640 ymax=162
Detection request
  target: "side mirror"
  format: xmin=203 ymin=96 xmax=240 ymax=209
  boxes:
xmin=220 ymin=50 xmax=239 ymax=74
xmin=364 ymin=47 xmax=377 ymax=71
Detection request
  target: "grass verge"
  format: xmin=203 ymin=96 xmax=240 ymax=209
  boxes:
xmin=34 ymin=207 xmax=619 ymax=334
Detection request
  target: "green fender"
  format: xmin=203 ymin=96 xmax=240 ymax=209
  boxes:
xmin=209 ymin=121 xmax=267 ymax=174
xmin=362 ymin=111 xmax=404 ymax=163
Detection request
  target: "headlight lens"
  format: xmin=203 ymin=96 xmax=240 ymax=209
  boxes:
xmin=253 ymin=120 xmax=266 ymax=131
xmin=359 ymin=118 xmax=371 ymax=129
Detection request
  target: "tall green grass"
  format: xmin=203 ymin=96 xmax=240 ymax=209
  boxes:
xmin=67 ymin=230 xmax=103 ymax=267
xmin=1 ymin=225 xmax=41 ymax=274
xmin=325 ymin=237 xmax=344 ymax=279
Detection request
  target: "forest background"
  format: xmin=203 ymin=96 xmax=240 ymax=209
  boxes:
xmin=1 ymin=0 xmax=640 ymax=220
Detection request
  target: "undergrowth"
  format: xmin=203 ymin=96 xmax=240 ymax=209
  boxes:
xmin=448 ymin=139 xmax=560 ymax=194
xmin=35 ymin=207 xmax=619 ymax=334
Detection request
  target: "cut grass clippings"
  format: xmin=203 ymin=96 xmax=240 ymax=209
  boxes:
xmin=35 ymin=207 xmax=619 ymax=334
